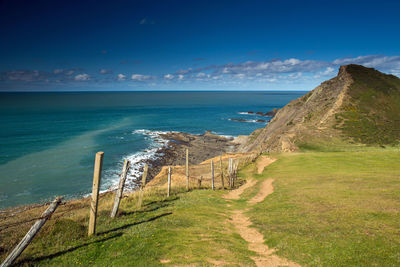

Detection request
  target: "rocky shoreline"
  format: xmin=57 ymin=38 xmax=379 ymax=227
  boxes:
xmin=137 ymin=131 xmax=240 ymax=186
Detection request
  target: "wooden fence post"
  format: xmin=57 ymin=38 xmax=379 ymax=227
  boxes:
xmin=198 ymin=176 xmax=202 ymax=188
xmin=233 ymin=159 xmax=239 ymax=187
xmin=167 ymin=167 xmax=172 ymax=197
xmin=228 ymin=158 xmax=233 ymax=188
xmin=220 ymin=156 xmax=224 ymax=189
xmin=110 ymin=159 xmax=130 ymax=218
xmin=88 ymin=151 xmax=104 ymax=236
xmin=0 ymin=197 xmax=63 ymax=267
xmin=186 ymin=148 xmax=189 ymax=191
xmin=137 ymin=164 xmax=148 ymax=209
xmin=211 ymin=160 xmax=215 ymax=190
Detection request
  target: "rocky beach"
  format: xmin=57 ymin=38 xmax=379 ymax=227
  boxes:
xmin=137 ymin=131 xmax=240 ymax=186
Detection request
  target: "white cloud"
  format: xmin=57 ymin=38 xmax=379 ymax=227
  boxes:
xmin=53 ymin=69 xmax=63 ymax=74
xmin=164 ymin=74 xmax=174 ymax=80
xmin=74 ymin=74 xmax=90 ymax=81
xmin=178 ymin=74 xmax=184 ymax=80
xmin=100 ymin=69 xmax=112 ymax=74
xmin=117 ymin=74 xmax=126 ymax=81
xmin=131 ymin=74 xmax=152 ymax=81
xmin=321 ymin=67 xmax=335 ymax=75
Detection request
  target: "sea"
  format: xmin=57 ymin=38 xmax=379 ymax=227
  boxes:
xmin=0 ymin=91 xmax=305 ymax=209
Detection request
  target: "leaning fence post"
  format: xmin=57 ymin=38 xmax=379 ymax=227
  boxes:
xmin=88 ymin=151 xmax=104 ymax=236
xmin=211 ymin=160 xmax=215 ymax=190
xmin=167 ymin=167 xmax=172 ymax=197
xmin=185 ymin=148 xmax=189 ymax=191
xmin=0 ymin=197 xmax=63 ymax=267
xmin=228 ymin=158 xmax=233 ymax=188
xmin=233 ymin=159 xmax=239 ymax=187
xmin=110 ymin=159 xmax=130 ymax=218
xmin=220 ymin=156 xmax=224 ymax=189
xmin=137 ymin=164 xmax=149 ymax=209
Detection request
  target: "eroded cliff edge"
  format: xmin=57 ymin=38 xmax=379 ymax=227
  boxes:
xmin=239 ymin=64 xmax=400 ymax=152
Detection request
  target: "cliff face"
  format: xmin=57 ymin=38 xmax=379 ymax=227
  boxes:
xmin=240 ymin=64 xmax=400 ymax=152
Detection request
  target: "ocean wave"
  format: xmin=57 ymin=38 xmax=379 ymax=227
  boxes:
xmin=210 ymin=131 xmax=236 ymax=139
xmin=237 ymin=112 xmax=254 ymax=115
xmin=103 ymin=129 xmax=174 ymax=193
xmin=228 ymin=119 xmax=266 ymax=123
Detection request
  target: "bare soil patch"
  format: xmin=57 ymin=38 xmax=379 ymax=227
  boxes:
xmin=223 ymin=179 xmax=256 ymax=200
xmin=256 ymin=156 xmax=276 ymax=174
xmin=248 ymin=179 xmax=274 ymax=204
xmin=225 ymin=158 xmax=301 ymax=267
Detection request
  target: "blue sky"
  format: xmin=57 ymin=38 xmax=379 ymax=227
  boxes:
xmin=1 ymin=0 xmax=400 ymax=91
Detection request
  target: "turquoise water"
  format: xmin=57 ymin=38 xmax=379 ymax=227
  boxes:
xmin=0 ymin=91 xmax=305 ymax=208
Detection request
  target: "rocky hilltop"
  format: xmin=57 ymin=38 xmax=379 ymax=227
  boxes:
xmin=239 ymin=64 xmax=400 ymax=152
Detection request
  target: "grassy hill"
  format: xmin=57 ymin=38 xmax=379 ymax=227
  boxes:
xmin=335 ymin=64 xmax=400 ymax=145
xmin=1 ymin=149 xmax=400 ymax=266
xmin=240 ymin=64 xmax=400 ymax=152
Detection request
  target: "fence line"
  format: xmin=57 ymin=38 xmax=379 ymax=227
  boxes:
xmin=0 ymin=197 xmax=63 ymax=267
xmin=1 ymin=150 xmax=258 ymax=265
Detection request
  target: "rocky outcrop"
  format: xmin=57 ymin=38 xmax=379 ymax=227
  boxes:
xmin=239 ymin=64 xmax=400 ymax=152
xmin=239 ymin=65 xmax=354 ymax=152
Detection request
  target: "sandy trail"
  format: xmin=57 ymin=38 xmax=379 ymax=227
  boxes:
xmin=223 ymin=179 xmax=256 ymax=200
xmin=256 ymin=156 xmax=276 ymax=174
xmin=225 ymin=158 xmax=300 ymax=267
xmin=232 ymin=209 xmax=300 ymax=267
xmin=248 ymin=179 xmax=274 ymax=204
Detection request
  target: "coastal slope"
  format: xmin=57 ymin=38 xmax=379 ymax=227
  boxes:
xmin=240 ymin=64 xmax=400 ymax=152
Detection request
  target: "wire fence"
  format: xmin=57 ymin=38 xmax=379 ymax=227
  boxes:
xmin=0 ymin=150 xmax=259 ymax=266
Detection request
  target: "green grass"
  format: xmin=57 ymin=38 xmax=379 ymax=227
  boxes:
xmin=335 ymin=64 xmax=400 ymax=145
xmin=12 ymin=187 xmax=255 ymax=266
xmin=3 ymin=149 xmax=400 ymax=266
xmin=248 ymin=151 xmax=400 ymax=266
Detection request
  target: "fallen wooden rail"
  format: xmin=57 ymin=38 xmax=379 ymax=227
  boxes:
xmin=0 ymin=196 xmax=63 ymax=267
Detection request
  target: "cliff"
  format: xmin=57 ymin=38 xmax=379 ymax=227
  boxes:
xmin=239 ymin=64 xmax=400 ymax=152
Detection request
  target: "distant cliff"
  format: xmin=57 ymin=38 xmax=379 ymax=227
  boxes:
xmin=239 ymin=64 xmax=400 ymax=152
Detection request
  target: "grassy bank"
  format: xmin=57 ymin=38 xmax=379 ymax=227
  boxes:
xmin=247 ymin=151 xmax=400 ymax=266
xmin=1 ymin=150 xmax=399 ymax=266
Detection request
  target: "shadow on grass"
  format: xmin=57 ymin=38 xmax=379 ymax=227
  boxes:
xmin=119 ymin=203 xmax=170 ymax=216
xmin=144 ymin=196 xmax=179 ymax=207
xmin=98 ymin=212 xmax=172 ymax=235
xmin=19 ymin=232 xmax=123 ymax=264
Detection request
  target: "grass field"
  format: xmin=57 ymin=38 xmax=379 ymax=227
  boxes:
xmin=1 ymin=149 xmax=400 ymax=266
xmin=247 ymin=151 xmax=400 ymax=266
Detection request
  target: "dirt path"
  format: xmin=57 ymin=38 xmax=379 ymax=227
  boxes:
xmin=248 ymin=179 xmax=274 ymax=204
xmin=225 ymin=158 xmax=300 ymax=267
xmin=223 ymin=179 xmax=256 ymax=200
xmin=232 ymin=209 xmax=300 ymax=267
xmin=256 ymin=156 xmax=276 ymax=174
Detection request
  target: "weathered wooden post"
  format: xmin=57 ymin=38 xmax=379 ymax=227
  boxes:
xmin=185 ymin=148 xmax=189 ymax=191
xmin=211 ymin=159 xmax=215 ymax=190
xmin=88 ymin=151 xmax=104 ymax=236
xmin=137 ymin=164 xmax=149 ymax=209
xmin=233 ymin=159 xmax=239 ymax=187
xmin=228 ymin=158 xmax=233 ymax=188
xmin=167 ymin=167 xmax=172 ymax=197
xmin=110 ymin=159 xmax=130 ymax=218
xmin=0 ymin=197 xmax=63 ymax=267
xmin=219 ymin=156 xmax=224 ymax=189
xmin=198 ymin=176 xmax=202 ymax=188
